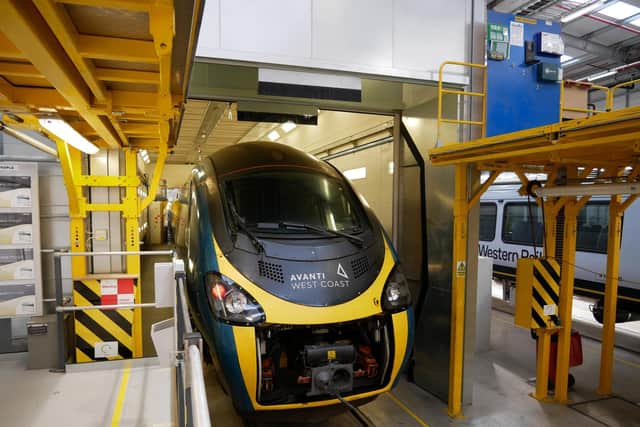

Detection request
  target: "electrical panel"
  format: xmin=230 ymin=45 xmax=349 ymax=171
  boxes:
xmin=536 ymin=32 xmax=564 ymax=56
xmin=537 ymin=63 xmax=561 ymax=82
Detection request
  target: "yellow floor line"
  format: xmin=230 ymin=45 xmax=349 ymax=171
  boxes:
xmin=110 ymin=363 xmax=131 ymax=427
xmin=581 ymin=343 xmax=640 ymax=369
xmin=386 ymin=392 xmax=430 ymax=427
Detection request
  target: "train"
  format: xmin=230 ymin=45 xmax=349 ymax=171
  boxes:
xmin=180 ymin=141 xmax=414 ymax=413
xmin=480 ymin=182 xmax=640 ymax=322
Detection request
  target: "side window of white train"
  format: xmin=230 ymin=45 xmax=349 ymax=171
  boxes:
xmin=479 ymin=203 xmax=497 ymax=241
xmin=502 ymin=202 xmax=544 ymax=245
xmin=577 ymin=201 xmax=610 ymax=254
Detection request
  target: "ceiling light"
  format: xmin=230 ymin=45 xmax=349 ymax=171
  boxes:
xmin=139 ymin=149 xmax=148 ymax=157
xmin=560 ymin=55 xmax=573 ymax=63
xmin=561 ymin=0 xmax=605 ymax=23
xmin=267 ymin=130 xmax=280 ymax=141
xmin=631 ymin=17 xmax=640 ymax=27
xmin=587 ymin=70 xmax=617 ymax=81
xmin=598 ymin=1 xmax=640 ymax=19
xmin=281 ymin=121 xmax=296 ymax=133
xmin=38 ymin=118 xmax=100 ymax=154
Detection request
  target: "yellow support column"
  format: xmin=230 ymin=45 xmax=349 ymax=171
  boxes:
xmin=533 ymin=329 xmax=552 ymax=400
xmin=448 ymin=164 xmax=468 ymax=417
xmin=124 ymin=149 xmax=142 ymax=357
xmin=554 ymin=196 xmax=589 ymax=402
xmin=598 ymin=194 xmax=638 ymax=394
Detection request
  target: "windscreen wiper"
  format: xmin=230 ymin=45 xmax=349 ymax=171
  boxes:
xmin=227 ymin=200 xmax=265 ymax=254
xmin=278 ymin=221 xmax=364 ymax=247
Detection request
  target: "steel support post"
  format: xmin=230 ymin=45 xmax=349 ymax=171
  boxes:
xmin=598 ymin=196 xmax=623 ymax=395
xmin=124 ymin=149 xmax=142 ymax=357
xmin=531 ymin=197 xmax=559 ymax=400
xmin=533 ymin=329 xmax=552 ymax=400
xmin=391 ymin=111 xmax=402 ymax=249
xmin=54 ymin=254 xmax=66 ymax=372
xmin=554 ymin=197 xmax=588 ymax=402
xmin=448 ymin=164 xmax=468 ymax=417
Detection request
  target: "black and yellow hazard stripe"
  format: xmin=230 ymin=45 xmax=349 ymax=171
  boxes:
xmin=530 ymin=259 xmax=560 ymax=329
xmin=73 ymin=279 xmax=134 ymax=363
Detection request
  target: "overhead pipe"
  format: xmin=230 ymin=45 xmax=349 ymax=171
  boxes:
xmin=535 ymin=182 xmax=640 ymax=198
xmin=0 ymin=121 xmax=58 ymax=157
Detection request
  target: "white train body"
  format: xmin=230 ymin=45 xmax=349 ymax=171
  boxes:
xmin=479 ymin=184 xmax=640 ymax=311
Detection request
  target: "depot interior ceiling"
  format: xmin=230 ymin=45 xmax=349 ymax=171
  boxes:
xmin=489 ymin=0 xmax=640 ymax=85
xmin=0 ymin=0 xmax=200 ymax=152
xmin=170 ymin=100 xmax=394 ymax=164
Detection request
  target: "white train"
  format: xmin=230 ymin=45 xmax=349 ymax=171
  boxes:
xmin=480 ymin=183 xmax=640 ymax=322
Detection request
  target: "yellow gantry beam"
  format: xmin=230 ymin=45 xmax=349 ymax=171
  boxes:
xmin=0 ymin=0 xmax=124 ymax=148
xmin=55 ymin=0 xmax=154 ymax=12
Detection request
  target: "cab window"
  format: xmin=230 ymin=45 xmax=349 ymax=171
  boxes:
xmin=479 ymin=202 xmax=497 ymax=241
xmin=502 ymin=202 xmax=543 ymax=245
xmin=577 ymin=202 xmax=610 ymax=254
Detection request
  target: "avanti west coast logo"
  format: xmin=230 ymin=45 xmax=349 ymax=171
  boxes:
xmin=289 ymin=263 xmax=350 ymax=290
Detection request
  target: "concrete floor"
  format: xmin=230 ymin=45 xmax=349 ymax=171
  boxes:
xmin=1 ymin=310 xmax=638 ymax=427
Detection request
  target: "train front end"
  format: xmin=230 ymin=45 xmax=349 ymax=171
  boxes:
xmin=185 ymin=142 xmax=413 ymax=413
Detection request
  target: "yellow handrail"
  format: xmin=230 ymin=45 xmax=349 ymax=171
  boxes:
xmin=608 ymin=78 xmax=640 ymax=110
xmin=560 ymin=80 xmax=610 ymax=121
xmin=437 ymin=61 xmax=487 ymax=142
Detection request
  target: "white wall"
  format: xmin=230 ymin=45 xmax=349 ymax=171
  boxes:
xmin=0 ymin=132 xmax=72 ymax=312
xmin=196 ymin=0 xmax=470 ymax=84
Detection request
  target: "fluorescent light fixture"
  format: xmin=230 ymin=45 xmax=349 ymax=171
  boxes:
xmin=560 ymin=55 xmax=573 ymax=63
xmin=599 ymin=1 xmax=640 ymax=19
xmin=388 ymin=161 xmax=394 ymax=175
xmin=343 ymin=167 xmax=366 ymax=181
xmin=38 ymin=118 xmax=100 ymax=154
xmin=536 ymin=182 xmax=640 ymax=197
xmin=631 ymin=17 xmax=640 ymax=27
xmin=139 ymin=149 xmax=148 ymax=157
xmin=281 ymin=121 xmax=296 ymax=133
xmin=587 ymin=70 xmax=617 ymax=81
xmin=267 ymin=130 xmax=280 ymax=141
xmin=561 ymin=0 xmax=605 ymax=23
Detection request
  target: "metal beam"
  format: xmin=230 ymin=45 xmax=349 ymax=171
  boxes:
xmin=76 ymin=34 xmax=157 ymax=63
xmin=149 ymin=0 xmax=175 ymax=115
xmin=95 ymin=68 xmax=159 ymax=84
xmin=33 ymin=0 xmax=108 ymax=103
xmin=55 ymin=0 xmax=154 ymax=11
xmin=0 ymin=0 xmax=123 ymax=148
xmin=562 ymin=33 xmax=627 ymax=63
xmin=0 ymin=32 xmax=25 ymax=59
xmin=0 ymin=62 xmax=43 ymax=78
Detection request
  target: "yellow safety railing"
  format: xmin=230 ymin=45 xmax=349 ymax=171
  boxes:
xmin=608 ymin=78 xmax=640 ymax=111
xmin=560 ymin=80 xmax=610 ymax=120
xmin=437 ymin=61 xmax=487 ymax=141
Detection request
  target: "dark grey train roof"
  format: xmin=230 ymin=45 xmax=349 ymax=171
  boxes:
xmin=208 ymin=141 xmax=341 ymax=179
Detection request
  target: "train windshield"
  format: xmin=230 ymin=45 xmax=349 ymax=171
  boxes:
xmin=223 ymin=170 xmax=365 ymax=234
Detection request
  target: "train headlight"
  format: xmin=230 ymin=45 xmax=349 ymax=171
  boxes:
xmin=381 ymin=268 xmax=411 ymax=312
xmin=205 ymin=272 xmax=265 ymax=325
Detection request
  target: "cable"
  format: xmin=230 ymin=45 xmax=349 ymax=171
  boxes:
xmin=334 ymin=393 xmax=376 ymax=427
xmin=544 ymin=256 xmax=640 ymax=287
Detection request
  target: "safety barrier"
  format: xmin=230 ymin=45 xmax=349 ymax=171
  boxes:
xmin=608 ymin=78 xmax=640 ymax=110
xmin=560 ymin=80 xmax=610 ymax=119
xmin=52 ymin=250 xmax=212 ymax=427
xmin=173 ymin=261 xmax=212 ymax=427
xmin=437 ymin=61 xmax=487 ymax=141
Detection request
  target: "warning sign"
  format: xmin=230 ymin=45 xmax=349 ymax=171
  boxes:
xmin=456 ymin=261 xmax=466 ymax=278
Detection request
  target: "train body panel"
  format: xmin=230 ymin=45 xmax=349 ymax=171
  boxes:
xmin=182 ymin=142 xmax=413 ymax=412
xmin=480 ymin=184 xmax=640 ymax=312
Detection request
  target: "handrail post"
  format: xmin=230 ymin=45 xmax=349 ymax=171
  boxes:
xmin=53 ymin=252 xmax=66 ymax=373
